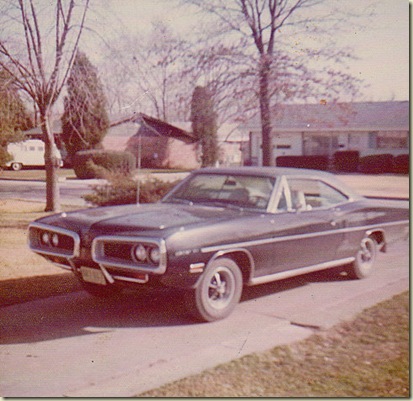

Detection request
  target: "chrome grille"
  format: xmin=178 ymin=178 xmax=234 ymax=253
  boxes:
xmin=28 ymin=223 xmax=80 ymax=258
xmin=92 ymin=236 xmax=167 ymax=274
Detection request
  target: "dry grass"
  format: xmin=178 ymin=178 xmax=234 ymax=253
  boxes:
xmin=0 ymin=168 xmax=76 ymax=181
xmin=0 ymin=199 xmax=81 ymax=305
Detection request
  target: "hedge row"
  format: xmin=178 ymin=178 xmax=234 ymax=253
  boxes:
xmin=73 ymin=150 xmax=136 ymax=179
xmin=359 ymin=154 xmax=409 ymax=174
xmin=333 ymin=151 xmax=359 ymax=172
xmin=276 ymin=153 xmax=409 ymax=174
xmin=276 ymin=155 xmax=329 ymax=170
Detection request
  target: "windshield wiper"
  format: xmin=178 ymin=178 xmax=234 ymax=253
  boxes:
xmin=197 ymin=199 xmax=244 ymax=210
xmin=164 ymin=197 xmax=193 ymax=205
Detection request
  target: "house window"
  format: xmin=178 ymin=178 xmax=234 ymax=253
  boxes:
xmin=377 ymin=131 xmax=408 ymax=149
xmin=348 ymin=134 xmax=361 ymax=147
xmin=368 ymin=132 xmax=377 ymax=148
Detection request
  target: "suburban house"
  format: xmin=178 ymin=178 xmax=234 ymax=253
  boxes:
xmin=103 ymin=114 xmax=200 ymax=169
xmin=103 ymin=116 xmax=249 ymax=168
xmin=167 ymin=121 xmax=248 ymax=166
xmin=241 ymin=101 xmax=409 ymax=166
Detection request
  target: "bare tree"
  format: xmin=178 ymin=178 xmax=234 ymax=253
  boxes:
xmin=100 ymin=21 xmax=194 ymax=123
xmin=182 ymin=0 xmax=365 ymax=166
xmin=0 ymin=0 xmax=89 ymax=211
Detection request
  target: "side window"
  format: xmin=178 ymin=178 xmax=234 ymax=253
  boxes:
xmin=288 ymin=179 xmax=348 ymax=210
xmin=276 ymin=187 xmax=288 ymax=211
xmin=29 ymin=146 xmax=36 ymax=151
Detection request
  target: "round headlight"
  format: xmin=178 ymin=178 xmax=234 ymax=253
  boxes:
xmin=134 ymin=244 xmax=147 ymax=262
xmin=41 ymin=232 xmax=50 ymax=244
xmin=149 ymin=247 xmax=161 ymax=264
xmin=52 ymin=233 xmax=59 ymax=247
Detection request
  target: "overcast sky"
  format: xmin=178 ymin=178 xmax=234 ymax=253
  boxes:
xmin=96 ymin=0 xmax=408 ymax=103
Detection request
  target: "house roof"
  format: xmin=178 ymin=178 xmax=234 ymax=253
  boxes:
xmin=24 ymin=120 xmax=62 ymax=135
xmin=133 ymin=114 xmax=197 ymax=143
xmin=242 ymin=101 xmax=409 ymax=132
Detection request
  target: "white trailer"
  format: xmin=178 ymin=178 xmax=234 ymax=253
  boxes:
xmin=6 ymin=139 xmax=63 ymax=171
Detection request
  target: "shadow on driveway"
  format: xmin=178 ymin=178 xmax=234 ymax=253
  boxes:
xmin=0 ymin=265 xmax=353 ymax=345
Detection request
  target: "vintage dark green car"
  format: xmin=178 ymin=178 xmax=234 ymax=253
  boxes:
xmin=28 ymin=167 xmax=409 ymax=321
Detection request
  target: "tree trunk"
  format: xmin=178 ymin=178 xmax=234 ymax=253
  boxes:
xmin=41 ymin=112 xmax=61 ymax=212
xmin=259 ymin=56 xmax=273 ymax=167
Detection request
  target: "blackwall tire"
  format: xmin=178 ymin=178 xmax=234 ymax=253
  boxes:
xmin=186 ymin=257 xmax=243 ymax=322
xmin=348 ymin=236 xmax=378 ymax=279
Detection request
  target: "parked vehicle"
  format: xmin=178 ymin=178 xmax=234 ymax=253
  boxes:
xmin=6 ymin=139 xmax=63 ymax=171
xmin=28 ymin=167 xmax=409 ymax=322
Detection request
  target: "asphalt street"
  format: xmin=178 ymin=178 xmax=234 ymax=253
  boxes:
xmin=0 ymin=239 xmax=409 ymax=397
xmin=0 ymin=179 xmax=99 ymax=207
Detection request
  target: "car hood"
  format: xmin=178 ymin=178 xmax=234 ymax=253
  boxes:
xmin=36 ymin=202 xmax=249 ymax=236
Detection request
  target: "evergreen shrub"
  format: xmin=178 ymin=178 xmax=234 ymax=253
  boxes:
xmin=83 ymin=172 xmax=180 ymax=206
xmin=73 ymin=150 xmax=136 ymax=179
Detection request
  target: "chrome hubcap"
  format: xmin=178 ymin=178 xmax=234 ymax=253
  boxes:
xmin=209 ymin=272 xmax=227 ymax=300
xmin=206 ymin=268 xmax=234 ymax=309
xmin=360 ymin=242 xmax=372 ymax=262
xmin=359 ymin=238 xmax=375 ymax=268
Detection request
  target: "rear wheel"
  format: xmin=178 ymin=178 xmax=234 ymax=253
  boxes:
xmin=186 ymin=257 xmax=243 ymax=322
xmin=348 ymin=236 xmax=377 ymax=279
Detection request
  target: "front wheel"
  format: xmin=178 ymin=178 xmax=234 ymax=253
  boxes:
xmin=186 ymin=257 xmax=243 ymax=322
xmin=348 ymin=236 xmax=377 ymax=279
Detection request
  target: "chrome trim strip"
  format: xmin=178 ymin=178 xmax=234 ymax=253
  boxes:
xmin=112 ymin=274 xmax=149 ymax=284
xmin=52 ymin=263 xmax=73 ymax=271
xmin=92 ymin=235 xmax=167 ymax=274
xmin=201 ymin=220 xmax=409 ymax=254
xmin=28 ymin=222 xmax=80 ymax=258
xmin=249 ymin=257 xmax=355 ymax=286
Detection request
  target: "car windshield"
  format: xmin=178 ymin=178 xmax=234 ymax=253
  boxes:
xmin=163 ymin=173 xmax=276 ymax=211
